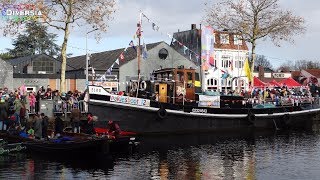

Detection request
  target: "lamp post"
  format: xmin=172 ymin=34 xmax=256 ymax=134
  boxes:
xmin=86 ymin=28 xmax=98 ymax=86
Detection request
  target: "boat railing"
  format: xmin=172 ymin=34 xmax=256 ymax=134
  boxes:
xmin=246 ymin=95 xmax=315 ymax=107
xmin=53 ymin=100 xmax=86 ymax=114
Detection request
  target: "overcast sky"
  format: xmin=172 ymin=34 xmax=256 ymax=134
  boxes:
xmin=0 ymin=0 xmax=319 ymax=68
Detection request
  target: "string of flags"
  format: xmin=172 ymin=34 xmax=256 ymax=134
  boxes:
xmin=141 ymin=12 xmax=233 ymax=78
xmin=98 ymin=33 xmax=149 ymax=81
xmin=141 ymin=12 xmax=200 ymax=64
xmin=97 ymin=12 xmax=237 ymax=82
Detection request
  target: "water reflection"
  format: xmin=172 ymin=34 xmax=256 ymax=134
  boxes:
xmin=0 ymin=130 xmax=320 ymax=179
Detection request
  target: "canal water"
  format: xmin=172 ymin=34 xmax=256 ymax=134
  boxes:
xmin=1 ymin=130 xmax=320 ymax=179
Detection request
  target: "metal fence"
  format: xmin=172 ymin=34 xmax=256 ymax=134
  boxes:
xmin=53 ymin=100 xmax=86 ymax=114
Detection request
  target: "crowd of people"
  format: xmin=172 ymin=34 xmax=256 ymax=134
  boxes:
xmin=0 ymin=85 xmax=119 ymax=140
xmin=211 ymin=85 xmax=320 ymax=106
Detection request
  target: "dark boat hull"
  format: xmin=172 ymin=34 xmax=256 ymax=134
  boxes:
xmin=23 ymin=139 xmax=107 ymax=155
xmin=89 ymin=99 xmax=320 ymax=134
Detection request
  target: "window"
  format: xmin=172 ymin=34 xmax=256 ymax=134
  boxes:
xmin=234 ymin=35 xmax=242 ymax=45
xmin=32 ymin=58 xmax=54 ymax=74
xmin=220 ymin=34 xmax=229 ymax=44
xmin=235 ymin=60 xmax=244 ymax=68
xmin=221 ymin=55 xmax=231 ymax=68
xmin=207 ymin=78 xmax=218 ymax=87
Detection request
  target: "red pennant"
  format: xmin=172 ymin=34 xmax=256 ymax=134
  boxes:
xmin=120 ymin=52 xmax=125 ymax=61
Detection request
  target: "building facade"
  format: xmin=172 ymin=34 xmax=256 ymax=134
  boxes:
xmin=8 ymin=54 xmax=83 ymax=92
xmin=173 ymin=25 xmax=249 ymax=92
xmin=0 ymin=58 xmax=14 ymax=90
xmin=68 ymin=41 xmax=198 ymax=92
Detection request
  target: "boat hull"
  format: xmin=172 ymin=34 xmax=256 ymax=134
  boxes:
xmin=23 ymin=139 xmax=107 ymax=155
xmin=89 ymin=99 xmax=320 ymax=134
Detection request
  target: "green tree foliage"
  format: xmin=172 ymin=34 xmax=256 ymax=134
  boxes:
xmin=8 ymin=21 xmax=60 ymax=58
xmin=0 ymin=52 xmax=14 ymax=60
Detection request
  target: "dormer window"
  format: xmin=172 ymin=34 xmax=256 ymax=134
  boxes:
xmin=220 ymin=34 xmax=229 ymax=44
xmin=234 ymin=35 xmax=242 ymax=45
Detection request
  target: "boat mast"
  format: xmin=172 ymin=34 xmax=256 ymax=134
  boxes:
xmin=136 ymin=12 xmax=142 ymax=98
xmin=199 ymin=24 xmax=205 ymax=93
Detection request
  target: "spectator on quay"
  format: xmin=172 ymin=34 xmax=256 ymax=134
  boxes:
xmin=29 ymin=92 xmax=36 ymax=113
xmin=0 ymin=96 xmax=9 ymax=130
xmin=35 ymin=90 xmax=41 ymax=113
xmin=13 ymin=95 xmax=22 ymax=125
xmin=53 ymin=91 xmax=62 ymax=112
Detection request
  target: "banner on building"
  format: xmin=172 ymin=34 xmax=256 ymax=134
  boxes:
xmin=201 ymin=26 xmax=215 ymax=71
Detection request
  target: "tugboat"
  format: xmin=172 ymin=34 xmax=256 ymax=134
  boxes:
xmin=88 ymin=66 xmax=320 ymax=134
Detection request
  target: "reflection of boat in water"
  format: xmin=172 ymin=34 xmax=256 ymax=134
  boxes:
xmin=89 ymin=67 xmax=320 ymax=134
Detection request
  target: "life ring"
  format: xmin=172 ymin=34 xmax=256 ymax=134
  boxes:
xmin=131 ymin=82 xmax=138 ymax=91
xmin=247 ymin=111 xmax=255 ymax=124
xmin=157 ymin=108 xmax=167 ymax=119
xmin=140 ymin=81 xmax=147 ymax=90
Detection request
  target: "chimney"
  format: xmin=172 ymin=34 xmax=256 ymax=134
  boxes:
xmin=191 ymin=24 xmax=196 ymax=30
xmin=258 ymin=66 xmax=264 ymax=79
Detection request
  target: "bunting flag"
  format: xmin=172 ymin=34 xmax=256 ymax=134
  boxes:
xmin=244 ymin=58 xmax=253 ymax=82
xmin=120 ymin=52 xmax=125 ymax=61
xmin=183 ymin=46 xmax=188 ymax=54
xmin=107 ymin=68 xmax=111 ymax=75
xmin=115 ymin=58 xmax=119 ymax=65
xmin=141 ymin=12 xmax=201 ymax=65
xmin=91 ymin=67 xmax=95 ymax=76
xmin=152 ymin=23 xmax=156 ymax=30
xmin=136 ymin=24 xmax=141 ymax=38
xmin=129 ymin=40 xmax=136 ymax=52
xmin=142 ymin=42 xmax=148 ymax=60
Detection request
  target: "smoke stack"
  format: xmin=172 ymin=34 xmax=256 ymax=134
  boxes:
xmin=191 ymin=24 xmax=196 ymax=30
xmin=258 ymin=66 xmax=264 ymax=79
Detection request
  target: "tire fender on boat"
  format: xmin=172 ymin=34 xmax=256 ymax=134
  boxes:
xmin=131 ymin=82 xmax=138 ymax=91
xmin=157 ymin=108 xmax=167 ymax=119
xmin=140 ymin=81 xmax=147 ymax=90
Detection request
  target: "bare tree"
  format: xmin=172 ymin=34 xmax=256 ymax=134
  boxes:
xmin=255 ymin=55 xmax=272 ymax=70
xmin=294 ymin=60 xmax=320 ymax=70
xmin=0 ymin=0 xmax=116 ymax=92
xmin=277 ymin=61 xmax=292 ymax=72
xmin=204 ymin=0 xmax=305 ymax=76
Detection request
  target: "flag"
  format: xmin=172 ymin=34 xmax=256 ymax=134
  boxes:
xmin=152 ymin=23 xmax=156 ymax=30
xmin=115 ymin=58 xmax=119 ymax=65
xmin=120 ymin=52 xmax=125 ymax=61
xmin=129 ymin=40 xmax=136 ymax=52
xmin=142 ymin=42 xmax=148 ymax=60
xmin=107 ymin=68 xmax=111 ymax=75
xmin=136 ymin=26 xmax=141 ymax=37
xmin=183 ymin=46 xmax=188 ymax=54
xmin=91 ymin=67 xmax=95 ymax=76
xmin=244 ymin=58 xmax=253 ymax=82
xmin=221 ymin=70 xmax=229 ymax=79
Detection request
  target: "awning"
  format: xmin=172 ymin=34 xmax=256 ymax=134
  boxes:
xmin=279 ymin=77 xmax=301 ymax=87
xmin=253 ymin=76 xmax=266 ymax=87
xmin=268 ymin=80 xmax=281 ymax=87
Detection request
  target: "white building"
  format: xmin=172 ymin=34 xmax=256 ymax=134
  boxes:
xmin=204 ymin=31 xmax=249 ymax=92
xmin=173 ymin=26 xmax=249 ymax=93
